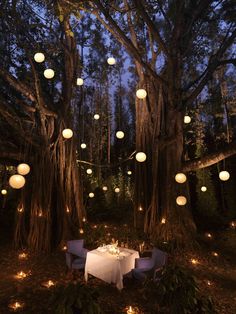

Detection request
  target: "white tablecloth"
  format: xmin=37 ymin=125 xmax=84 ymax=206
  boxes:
xmin=84 ymin=248 xmax=139 ymax=290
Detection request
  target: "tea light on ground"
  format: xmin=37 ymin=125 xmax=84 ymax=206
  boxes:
xmin=82 ymin=217 xmax=86 ymax=222
xmin=15 ymin=271 xmax=27 ymax=279
xmin=127 ymin=306 xmax=134 ymax=314
xmin=62 ymin=245 xmax=67 ymax=251
xmin=17 ymin=207 xmax=24 ymax=213
xmin=42 ymin=279 xmax=55 ymax=288
xmin=212 ymin=252 xmax=218 ymax=257
xmin=207 ymin=280 xmax=212 ymax=286
xmin=79 ymin=228 xmax=84 ymax=234
xmin=9 ymin=301 xmax=24 ymax=311
xmin=18 ymin=253 xmax=28 ymax=260
xmin=161 ymin=218 xmax=166 ymax=224
xmin=138 ymin=206 xmax=143 ymax=211
xmin=66 ymin=207 xmax=70 ymax=213
xmin=190 ymin=258 xmax=199 ymax=265
xmin=206 ymin=233 xmax=212 ymax=238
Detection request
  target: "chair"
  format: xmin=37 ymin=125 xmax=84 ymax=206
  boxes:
xmin=65 ymin=239 xmax=88 ymax=270
xmin=132 ymin=248 xmax=167 ymax=281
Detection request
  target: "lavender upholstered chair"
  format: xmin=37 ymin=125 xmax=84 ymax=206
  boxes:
xmin=132 ymin=248 xmax=167 ymax=281
xmin=65 ymin=239 xmax=88 ymax=270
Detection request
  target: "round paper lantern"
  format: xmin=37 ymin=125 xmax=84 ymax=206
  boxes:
xmin=127 ymin=170 xmax=132 ymax=175
xmin=135 ymin=152 xmax=147 ymax=162
xmin=116 ymin=131 xmax=124 ymax=139
xmin=1 ymin=189 xmax=7 ymax=195
xmin=114 ymin=187 xmax=120 ymax=193
xmin=17 ymin=163 xmax=30 ymax=175
xmin=219 ymin=170 xmax=230 ymax=181
xmin=62 ymin=128 xmax=73 ymax=139
xmin=94 ymin=114 xmax=100 ymax=120
xmin=201 ymin=186 xmax=207 ymax=192
xmin=175 ymin=173 xmax=187 ymax=184
xmin=89 ymin=192 xmax=94 ymax=198
xmin=86 ymin=168 xmax=92 ymax=175
xmin=34 ymin=52 xmax=45 ymax=63
xmin=76 ymin=78 xmax=84 ymax=86
xmin=176 ymin=196 xmax=187 ymax=206
xmin=184 ymin=115 xmax=191 ymax=124
xmin=107 ymin=57 xmax=116 ymax=65
xmin=81 ymin=143 xmax=86 ymax=149
xmin=9 ymin=175 xmax=25 ymax=189
xmin=44 ymin=69 xmax=55 ymax=79
xmin=102 ymin=186 xmax=108 ymax=191
xmin=136 ymin=89 xmax=147 ymax=99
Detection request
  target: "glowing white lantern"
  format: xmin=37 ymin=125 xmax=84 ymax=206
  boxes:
xmin=114 ymin=187 xmax=120 ymax=193
xmin=184 ymin=115 xmax=191 ymax=124
xmin=86 ymin=168 xmax=92 ymax=175
xmin=107 ymin=57 xmax=116 ymax=65
xmin=9 ymin=175 xmax=25 ymax=189
xmin=62 ymin=128 xmax=73 ymax=139
xmin=44 ymin=69 xmax=55 ymax=79
xmin=136 ymin=89 xmax=147 ymax=99
xmin=94 ymin=114 xmax=100 ymax=120
xmin=201 ymin=186 xmax=207 ymax=192
xmin=81 ymin=143 xmax=86 ymax=149
xmin=1 ymin=189 xmax=7 ymax=195
xmin=102 ymin=186 xmax=108 ymax=191
xmin=116 ymin=131 xmax=125 ymax=139
xmin=176 ymin=196 xmax=187 ymax=206
xmin=135 ymin=152 xmax=146 ymax=162
xmin=175 ymin=173 xmax=187 ymax=184
xmin=89 ymin=192 xmax=94 ymax=198
xmin=127 ymin=170 xmax=132 ymax=175
xmin=17 ymin=163 xmax=30 ymax=175
xmin=219 ymin=170 xmax=230 ymax=181
xmin=34 ymin=52 xmax=45 ymax=63
xmin=76 ymin=78 xmax=84 ymax=86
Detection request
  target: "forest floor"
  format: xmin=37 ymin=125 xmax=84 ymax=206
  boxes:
xmin=0 ymin=227 xmax=236 ymax=314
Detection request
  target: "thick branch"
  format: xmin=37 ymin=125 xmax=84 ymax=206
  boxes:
xmin=182 ymin=142 xmax=236 ymax=172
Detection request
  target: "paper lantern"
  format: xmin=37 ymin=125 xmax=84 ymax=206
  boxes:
xmin=81 ymin=143 xmax=86 ymax=149
xmin=107 ymin=57 xmax=116 ymax=65
xmin=127 ymin=170 xmax=132 ymax=175
xmin=62 ymin=128 xmax=73 ymax=139
xmin=9 ymin=175 xmax=25 ymax=189
xmin=136 ymin=89 xmax=147 ymax=99
xmin=219 ymin=170 xmax=230 ymax=181
xmin=184 ymin=115 xmax=191 ymax=124
xmin=114 ymin=187 xmax=120 ymax=193
xmin=175 ymin=173 xmax=187 ymax=184
xmin=89 ymin=192 xmax=94 ymax=198
xmin=1 ymin=189 xmax=7 ymax=195
xmin=44 ymin=69 xmax=55 ymax=79
xmin=94 ymin=114 xmax=100 ymax=120
xmin=76 ymin=78 xmax=84 ymax=86
xmin=135 ymin=152 xmax=146 ymax=162
xmin=176 ymin=196 xmax=187 ymax=206
xmin=116 ymin=131 xmax=125 ymax=139
xmin=86 ymin=168 xmax=92 ymax=175
xmin=102 ymin=186 xmax=108 ymax=191
xmin=34 ymin=52 xmax=45 ymax=63
xmin=17 ymin=163 xmax=30 ymax=175
xmin=201 ymin=186 xmax=207 ymax=192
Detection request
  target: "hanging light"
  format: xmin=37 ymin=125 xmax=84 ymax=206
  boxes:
xmin=176 ymin=196 xmax=187 ymax=206
xmin=34 ymin=52 xmax=45 ymax=63
xmin=201 ymin=186 xmax=207 ymax=192
xmin=62 ymin=128 xmax=73 ymax=139
xmin=9 ymin=175 xmax=25 ymax=189
xmin=136 ymin=89 xmax=147 ymax=99
xmin=184 ymin=115 xmax=191 ymax=124
xmin=116 ymin=131 xmax=125 ymax=139
xmin=81 ymin=143 xmax=86 ymax=149
xmin=107 ymin=57 xmax=116 ymax=65
xmin=114 ymin=187 xmax=120 ymax=193
xmin=89 ymin=192 xmax=94 ymax=198
xmin=1 ymin=189 xmax=7 ymax=195
xmin=175 ymin=173 xmax=187 ymax=183
xmin=44 ymin=69 xmax=55 ymax=79
xmin=135 ymin=152 xmax=146 ymax=162
xmin=102 ymin=186 xmax=108 ymax=191
xmin=94 ymin=114 xmax=100 ymax=120
xmin=17 ymin=163 xmax=30 ymax=176
xmin=86 ymin=168 xmax=92 ymax=175
xmin=76 ymin=78 xmax=84 ymax=86
xmin=127 ymin=170 xmax=132 ymax=175
xmin=219 ymin=170 xmax=230 ymax=181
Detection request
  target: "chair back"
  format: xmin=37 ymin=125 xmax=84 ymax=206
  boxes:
xmin=152 ymin=248 xmax=167 ymax=268
xmin=67 ymin=239 xmax=84 ymax=256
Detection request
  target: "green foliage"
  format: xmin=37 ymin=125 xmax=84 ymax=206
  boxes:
xmin=51 ymin=282 xmax=104 ymax=314
xmin=144 ymin=263 xmax=216 ymax=314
